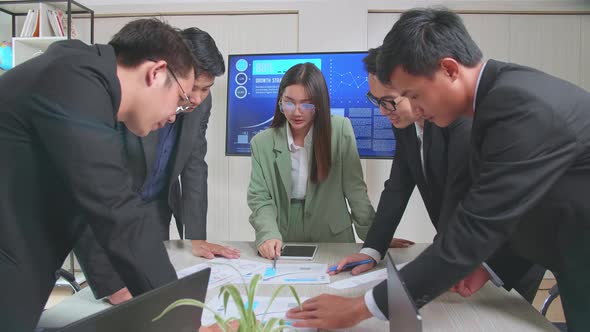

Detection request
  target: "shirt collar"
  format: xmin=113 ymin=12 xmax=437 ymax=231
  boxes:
xmin=286 ymin=123 xmax=313 ymax=152
xmin=473 ymin=61 xmax=488 ymax=112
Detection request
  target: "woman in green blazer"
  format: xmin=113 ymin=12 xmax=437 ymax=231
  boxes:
xmin=248 ymin=63 xmax=375 ymax=259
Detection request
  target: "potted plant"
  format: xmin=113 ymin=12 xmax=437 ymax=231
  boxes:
xmin=153 ymin=265 xmax=302 ymax=332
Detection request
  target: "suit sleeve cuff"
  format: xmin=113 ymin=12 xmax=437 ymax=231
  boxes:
xmin=360 ymin=248 xmax=382 ymax=264
xmin=365 ymin=289 xmax=387 ymax=321
xmin=482 ymin=262 xmax=504 ymax=287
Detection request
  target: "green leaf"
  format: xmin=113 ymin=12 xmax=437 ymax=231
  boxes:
xmin=153 ymin=298 xmax=231 ymax=332
xmin=152 ymin=298 xmax=204 ymax=322
xmin=261 ymin=317 xmax=281 ymax=332
xmin=223 ymin=291 xmax=231 ymax=315
xmin=287 ymin=285 xmax=303 ymax=309
xmin=221 ymin=284 xmax=247 ymax=323
xmin=260 ymin=284 xmax=287 ymax=322
xmin=270 ymin=324 xmax=296 ymax=332
xmin=247 ymin=274 xmax=263 ymax=317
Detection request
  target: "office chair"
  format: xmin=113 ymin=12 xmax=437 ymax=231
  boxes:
xmin=55 ymin=268 xmax=82 ymax=293
xmin=541 ymin=284 xmax=567 ymax=332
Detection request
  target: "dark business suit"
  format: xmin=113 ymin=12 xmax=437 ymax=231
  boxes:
xmin=373 ymin=60 xmax=590 ymax=331
xmin=0 ymin=40 xmax=176 ymax=331
xmin=363 ymin=120 xmax=462 ymax=257
xmin=74 ymin=95 xmax=212 ymax=299
xmin=365 ymin=118 xmax=544 ymax=302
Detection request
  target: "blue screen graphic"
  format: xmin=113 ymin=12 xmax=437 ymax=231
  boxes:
xmin=226 ymin=52 xmax=395 ymax=158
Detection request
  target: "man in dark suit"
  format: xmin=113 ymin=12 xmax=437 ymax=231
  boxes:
xmin=288 ymin=8 xmax=590 ymax=331
xmin=0 ymin=19 xmax=197 ymax=331
xmin=74 ymin=27 xmax=240 ymax=305
xmin=332 ymin=48 xmax=545 ymax=304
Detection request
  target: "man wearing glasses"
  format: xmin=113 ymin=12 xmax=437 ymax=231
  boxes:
xmin=0 ymin=19 xmax=196 ymax=331
xmin=330 ymin=47 xmax=544 ymax=309
xmin=73 ymin=27 xmax=240 ymax=305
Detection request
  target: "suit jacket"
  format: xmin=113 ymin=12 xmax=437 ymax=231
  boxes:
xmin=0 ymin=40 xmax=176 ymax=331
xmin=72 ymin=95 xmax=212 ymax=299
xmin=125 ymin=94 xmax=212 ymax=239
xmin=248 ymin=115 xmax=375 ymax=248
xmin=373 ymin=59 xmax=590 ymax=315
xmin=362 ymin=120 xmax=470 ymax=257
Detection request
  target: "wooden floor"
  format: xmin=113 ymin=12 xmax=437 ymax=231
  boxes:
xmin=46 ymin=278 xmax=566 ymax=323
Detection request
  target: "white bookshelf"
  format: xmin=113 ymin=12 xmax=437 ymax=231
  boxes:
xmin=0 ymin=1 xmax=94 ymax=69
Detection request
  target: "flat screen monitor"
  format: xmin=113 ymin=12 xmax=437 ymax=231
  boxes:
xmin=225 ymin=52 xmax=396 ymax=158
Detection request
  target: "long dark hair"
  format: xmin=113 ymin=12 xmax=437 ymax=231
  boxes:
xmin=270 ymin=63 xmax=331 ymax=183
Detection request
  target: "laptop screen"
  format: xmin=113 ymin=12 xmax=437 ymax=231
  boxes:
xmin=387 ymin=252 xmax=422 ymax=332
xmin=56 ymin=268 xmax=210 ymax=332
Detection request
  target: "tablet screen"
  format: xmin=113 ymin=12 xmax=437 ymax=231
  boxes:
xmin=281 ymin=245 xmax=317 ymax=258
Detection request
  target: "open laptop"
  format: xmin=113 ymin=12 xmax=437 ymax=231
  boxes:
xmin=387 ymin=252 xmax=422 ymax=332
xmin=54 ymin=268 xmax=210 ymax=332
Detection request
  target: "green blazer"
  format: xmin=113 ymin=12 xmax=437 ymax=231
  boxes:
xmin=248 ymin=115 xmax=375 ymax=248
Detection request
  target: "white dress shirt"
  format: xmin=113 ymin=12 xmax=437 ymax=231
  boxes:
xmin=415 ymin=122 xmax=426 ymax=180
xmin=286 ymin=124 xmax=313 ymax=200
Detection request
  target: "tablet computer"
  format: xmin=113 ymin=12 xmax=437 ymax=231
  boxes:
xmin=279 ymin=244 xmax=318 ymax=260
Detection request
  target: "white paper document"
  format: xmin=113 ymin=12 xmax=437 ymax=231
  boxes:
xmin=176 ymin=258 xmax=266 ymax=289
xmin=201 ymin=296 xmax=316 ymax=332
xmin=178 ymin=259 xmax=330 ymax=288
xmin=328 ymin=262 xmax=408 ymax=290
xmin=244 ymin=263 xmax=330 ymax=285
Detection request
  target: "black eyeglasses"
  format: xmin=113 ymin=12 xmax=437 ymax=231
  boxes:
xmin=147 ymin=59 xmax=195 ymax=115
xmin=366 ymin=92 xmax=398 ymax=114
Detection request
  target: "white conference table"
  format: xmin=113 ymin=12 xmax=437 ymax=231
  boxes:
xmin=39 ymin=241 xmax=559 ymax=332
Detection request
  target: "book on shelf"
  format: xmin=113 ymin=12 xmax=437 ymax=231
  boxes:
xmin=57 ymin=10 xmax=78 ymax=38
xmin=32 ymin=10 xmax=40 ymax=37
xmin=47 ymin=9 xmax=64 ymax=37
xmin=20 ymin=9 xmax=38 ymax=37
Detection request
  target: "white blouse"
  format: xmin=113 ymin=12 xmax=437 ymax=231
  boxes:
xmin=286 ymin=124 xmax=313 ymax=200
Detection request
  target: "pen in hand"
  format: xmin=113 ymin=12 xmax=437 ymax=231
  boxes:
xmin=272 ymin=256 xmax=277 ymax=272
xmin=328 ymin=259 xmax=374 ymax=272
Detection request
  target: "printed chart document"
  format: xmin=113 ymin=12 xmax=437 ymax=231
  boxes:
xmin=176 ymin=258 xmax=266 ymax=289
xmin=328 ymin=262 xmax=408 ymax=290
xmin=201 ymin=296 xmax=316 ymax=332
xmin=244 ymin=263 xmax=330 ymax=285
xmin=178 ymin=259 xmax=330 ymax=288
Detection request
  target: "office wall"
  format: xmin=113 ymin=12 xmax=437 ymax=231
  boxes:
xmin=76 ymin=0 xmax=590 ymax=245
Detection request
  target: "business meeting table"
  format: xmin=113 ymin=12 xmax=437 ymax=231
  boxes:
xmin=39 ymin=241 xmax=559 ymax=332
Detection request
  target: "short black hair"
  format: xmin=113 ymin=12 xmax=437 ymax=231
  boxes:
xmin=181 ymin=27 xmax=225 ymax=78
xmin=377 ymin=7 xmax=482 ymax=82
xmin=363 ymin=47 xmax=380 ymax=75
xmin=109 ymin=18 xmax=195 ymax=79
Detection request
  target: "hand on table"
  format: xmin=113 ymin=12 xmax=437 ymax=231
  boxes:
xmin=328 ymin=253 xmax=375 ymax=276
xmin=389 ymin=237 xmax=415 ymax=248
xmin=287 ymin=294 xmax=373 ymax=329
xmin=191 ymin=240 xmax=240 ymax=259
xmin=107 ymin=287 xmax=132 ymax=305
xmin=450 ymin=265 xmax=491 ymax=297
xmin=258 ymin=239 xmax=282 ymax=259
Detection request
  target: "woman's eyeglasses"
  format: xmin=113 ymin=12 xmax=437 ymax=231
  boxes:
xmin=279 ymin=101 xmax=316 ymax=114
